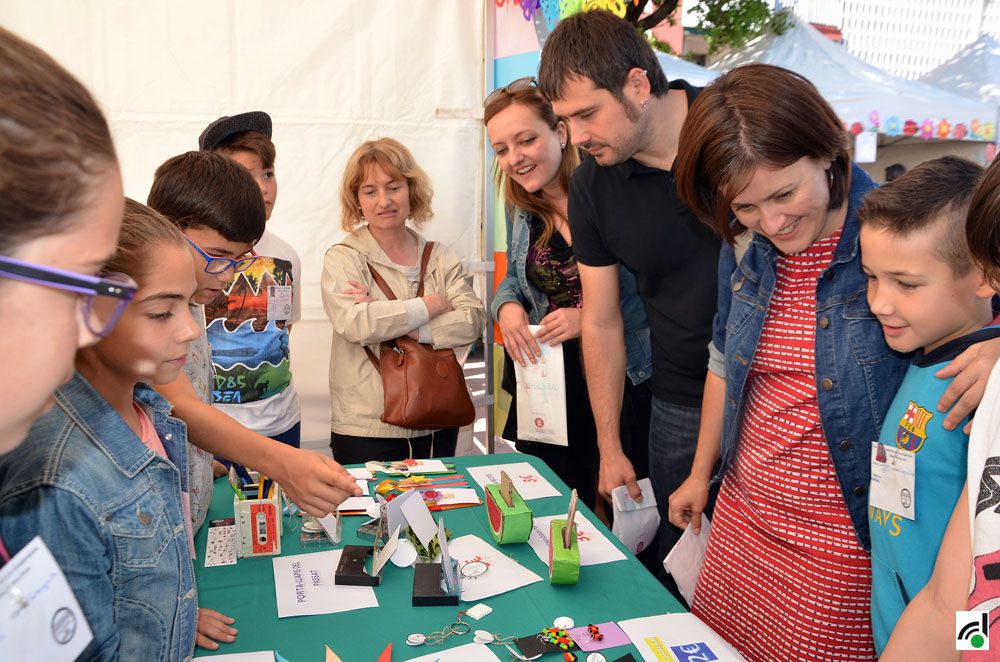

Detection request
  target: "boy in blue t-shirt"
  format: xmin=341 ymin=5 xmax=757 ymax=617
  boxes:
xmin=858 ymin=156 xmax=998 ymax=653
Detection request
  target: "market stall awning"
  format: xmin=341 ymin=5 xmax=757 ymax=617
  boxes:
xmin=711 ymin=17 xmax=997 ymax=142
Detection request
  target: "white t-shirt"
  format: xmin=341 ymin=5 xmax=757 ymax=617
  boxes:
xmin=966 ymin=356 xmax=1000 ymax=643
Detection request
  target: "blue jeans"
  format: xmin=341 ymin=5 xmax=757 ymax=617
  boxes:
xmin=648 ymin=396 xmax=705 ymax=563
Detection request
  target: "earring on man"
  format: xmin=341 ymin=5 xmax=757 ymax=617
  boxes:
xmin=560 ymin=143 xmax=566 ymax=149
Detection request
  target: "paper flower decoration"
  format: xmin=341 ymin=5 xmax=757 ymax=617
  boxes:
xmin=869 ymin=111 xmax=880 ymax=129
xmin=953 ymin=123 xmax=968 ymax=139
xmin=850 ymin=122 xmax=864 ymax=136
xmin=903 ymin=120 xmax=918 ymax=136
xmin=920 ymin=120 xmax=934 ymax=139
xmin=937 ymin=119 xmax=951 ymax=140
xmin=885 ymin=116 xmax=901 ymax=136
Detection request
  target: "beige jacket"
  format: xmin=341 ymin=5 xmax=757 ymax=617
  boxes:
xmin=321 ymin=227 xmax=485 ymax=438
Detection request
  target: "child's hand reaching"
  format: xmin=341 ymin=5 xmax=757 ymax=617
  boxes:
xmin=196 ymin=608 xmax=238 ymax=650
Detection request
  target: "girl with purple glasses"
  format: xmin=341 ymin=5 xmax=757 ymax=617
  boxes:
xmin=0 ymin=27 xmax=134 ymax=454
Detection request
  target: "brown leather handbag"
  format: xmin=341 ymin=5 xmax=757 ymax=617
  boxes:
xmin=362 ymin=242 xmax=476 ymax=430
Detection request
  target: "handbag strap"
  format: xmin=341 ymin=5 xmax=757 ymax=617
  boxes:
xmin=361 ymin=241 xmax=436 ymax=372
xmin=366 ymin=241 xmax=435 ymax=300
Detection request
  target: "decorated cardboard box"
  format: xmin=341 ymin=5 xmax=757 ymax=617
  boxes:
xmin=549 ymin=488 xmax=580 ymax=585
xmin=485 ymin=470 xmax=533 ymax=544
xmin=548 ymin=519 xmax=580 ymax=584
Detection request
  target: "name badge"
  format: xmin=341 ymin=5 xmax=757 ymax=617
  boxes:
xmin=267 ymin=285 xmax=293 ymax=321
xmin=870 ymin=441 xmax=916 ymax=520
xmin=0 ymin=536 xmax=93 ymax=660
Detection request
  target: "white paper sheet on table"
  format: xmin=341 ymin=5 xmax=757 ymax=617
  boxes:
xmin=513 ymin=325 xmax=568 ymax=445
xmin=347 ymin=467 xmax=373 ymax=480
xmin=272 ymin=550 xmax=378 ymax=618
xmin=527 ymin=513 xmax=626 ymax=567
xmin=662 ymin=516 xmax=712 ymax=608
xmin=429 ymin=487 xmax=482 ymax=506
xmin=195 ymin=652 xmax=275 ymax=661
xmin=611 ymin=478 xmax=660 ymax=555
xmin=617 ymin=613 xmax=746 ymax=662
xmin=356 ymin=479 xmax=369 ymax=495
xmin=404 ymin=642 xmax=501 ymax=661
xmin=445 ymin=535 xmax=542 ymax=601
xmin=467 ymin=462 xmax=561 ymax=500
xmin=336 ymin=496 xmax=376 ymax=512
xmin=406 ymin=459 xmax=451 ymax=474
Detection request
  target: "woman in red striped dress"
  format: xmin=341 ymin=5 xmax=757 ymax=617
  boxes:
xmin=668 ymin=64 xmax=996 ymax=661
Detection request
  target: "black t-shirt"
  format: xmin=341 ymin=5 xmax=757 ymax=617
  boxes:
xmin=568 ymin=79 xmax=721 ymax=407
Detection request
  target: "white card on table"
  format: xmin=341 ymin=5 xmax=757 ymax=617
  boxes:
xmin=272 ymin=550 xmax=377 ymax=617
xmin=404 ymin=641 xmax=501 ymax=661
xmin=870 ymin=441 xmax=916 ymax=520
xmin=336 ymin=496 xmax=376 ymax=513
xmin=0 ymin=536 xmax=93 ymax=661
xmin=356 ymin=479 xmax=369 ymax=495
xmin=347 ymin=467 xmax=373 ymax=480
xmin=513 ymin=325 xmax=568 ymax=446
xmin=617 ymin=613 xmax=747 ymax=661
xmin=467 ymin=462 xmax=561 ymax=500
xmin=204 ymin=519 xmax=238 ymax=567
xmin=527 ymin=513 xmax=626 ymax=567
xmin=406 ymin=459 xmax=450 ymax=474
xmin=429 ymin=488 xmax=482 ymax=506
xmin=438 ymin=518 xmax=458 ymax=593
xmin=194 ymin=652 xmax=275 ymax=661
xmin=445 ymin=535 xmax=543 ymax=602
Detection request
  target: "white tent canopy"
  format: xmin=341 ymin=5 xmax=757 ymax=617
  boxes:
xmin=656 ymin=52 xmax=719 ymax=87
xmin=920 ymin=34 xmax=1000 ymax=110
xmin=711 ymin=17 xmax=997 ymax=143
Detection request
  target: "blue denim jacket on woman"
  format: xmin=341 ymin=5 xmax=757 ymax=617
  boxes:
xmin=492 ymin=206 xmax=653 ymax=385
xmin=0 ymin=372 xmax=198 ymax=661
xmin=709 ymin=165 xmax=907 ymax=551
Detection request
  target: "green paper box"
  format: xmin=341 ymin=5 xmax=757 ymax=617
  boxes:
xmin=548 ymin=519 xmax=580 ymax=585
xmin=485 ymin=483 xmax=532 ymax=544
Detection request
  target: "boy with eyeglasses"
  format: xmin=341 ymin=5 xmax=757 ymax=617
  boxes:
xmin=147 ymin=151 xmax=359 ymax=539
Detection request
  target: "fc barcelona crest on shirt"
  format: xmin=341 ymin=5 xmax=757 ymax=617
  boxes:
xmin=896 ymin=401 xmax=932 ymax=452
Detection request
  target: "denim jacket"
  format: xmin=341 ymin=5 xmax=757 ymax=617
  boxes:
xmin=0 ymin=373 xmax=198 ymax=661
xmin=492 ymin=206 xmax=653 ymax=385
xmin=709 ymin=165 xmax=907 ymax=551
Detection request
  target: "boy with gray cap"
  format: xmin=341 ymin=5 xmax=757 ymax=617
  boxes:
xmin=199 ymin=111 xmax=303 ymax=454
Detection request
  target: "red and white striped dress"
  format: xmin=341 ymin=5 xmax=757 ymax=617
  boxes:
xmin=692 ymin=229 xmax=877 ymax=661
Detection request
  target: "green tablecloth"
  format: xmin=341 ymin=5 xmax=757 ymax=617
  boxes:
xmin=194 ymin=453 xmax=684 ymax=661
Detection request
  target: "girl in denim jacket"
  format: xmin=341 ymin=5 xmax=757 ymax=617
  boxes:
xmin=666 ymin=65 xmax=999 ymax=662
xmin=484 ymin=80 xmax=653 ymax=510
xmin=0 ymin=201 xmax=239 ymax=660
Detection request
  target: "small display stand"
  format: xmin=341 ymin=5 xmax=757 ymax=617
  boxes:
xmin=412 ymin=517 xmax=461 ymax=606
xmin=485 ymin=470 xmax=533 ymax=544
xmin=549 ymin=489 xmax=581 ymax=585
xmin=412 ymin=559 xmax=460 ymax=606
xmin=336 ymin=512 xmax=396 ymax=587
xmin=234 ymin=471 xmax=282 ymax=558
